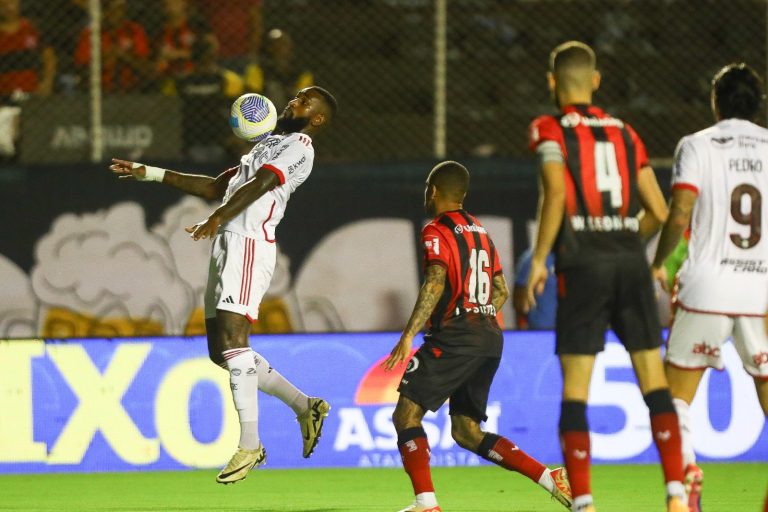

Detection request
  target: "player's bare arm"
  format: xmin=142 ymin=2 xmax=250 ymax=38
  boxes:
xmin=636 ymin=166 xmax=669 ymax=241
xmin=382 ymin=264 xmax=446 ymax=371
xmin=525 ymin=160 xmax=565 ymax=312
xmin=109 ymin=158 xmax=234 ymax=201
xmin=186 ymin=167 xmax=280 ymax=241
xmin=651 ymin=188 xmax=697 ymax=289
xmin=491 ymin=273 xmax=509 ymax=314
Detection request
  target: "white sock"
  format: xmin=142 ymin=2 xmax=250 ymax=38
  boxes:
xmin=673 ymin=397 xmax=696 ymax=467
xmin=217 ymin=352 xmax=309 ymax=416
xmin=573 ymin=494 xmax=594 ymax=511
xmin=667 ymin=480 xmax=686 ymax=500
xmin=253 ymin=351 xmax=310 ymax=416
xmin=415 ymin=492 xmax=438 ymax=507
xmin=223 ymin=348 xmax=260 ymax=450
xmin=538 ymin=469 xmax=555 ymax=493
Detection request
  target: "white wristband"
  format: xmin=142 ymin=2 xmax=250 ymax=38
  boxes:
xmin=133 ymin=162 xmax=166 ymax=182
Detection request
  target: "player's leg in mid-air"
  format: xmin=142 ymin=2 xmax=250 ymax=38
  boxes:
xmin=206 ymin=318 xmax=330 ymax=460
xmin=214 ymin=310 xmax=266 ymax=484
xmin=204 ymin=233 xmax=329 ymax=485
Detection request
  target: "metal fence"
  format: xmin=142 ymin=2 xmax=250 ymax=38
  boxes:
xmin=1 ymin=0 xmax=766 ymax=164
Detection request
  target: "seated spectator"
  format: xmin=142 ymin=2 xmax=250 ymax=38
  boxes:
xmin=512 ymin=248 xmax=556 ymax=330
xmin=244 ymin=28 xmax=312 ymax=109
xmin=74 ymin=0 xmax=151 ymax=93
xmin=0 ymin=0 xmax=56 ymax=101
xmin=155 ymin=0 xmax=211 ymax=94
xmin=175 ymin=37 xmax=243 ymax=162
xmin=194 ymin=0 xmax=262 ymax=67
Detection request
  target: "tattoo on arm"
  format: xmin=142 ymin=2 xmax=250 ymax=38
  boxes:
xmin=491 ymin=273 xmax=509 ymax=313
xmin=402 ymin=265 xmax=446 ymax=338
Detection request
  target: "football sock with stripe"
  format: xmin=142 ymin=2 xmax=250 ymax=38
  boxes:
xmin=645 ymin=388 xmax=685 ymax=497
xmin=476 ymin=433 xmax=548 ymax=485
xmin=223 ymin=348 xmax=260 ymax=451
xmin=397 ymin=427 xmax=437 ymax=506
xmin=559 ymin=400 xmax=592 ymax=502
xmin=672 ymin=397 xmax=696 ymax=467
xmin=252 ymin=351 xmax=309 ymax=416
xmin=215 ymin=349 xmax=309 ymax=416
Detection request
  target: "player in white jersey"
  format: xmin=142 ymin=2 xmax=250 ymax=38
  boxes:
xmin=652 ymin=64 xmax=768 ymax=512
xmin=109 ymin=86 xmax=338 ymax=484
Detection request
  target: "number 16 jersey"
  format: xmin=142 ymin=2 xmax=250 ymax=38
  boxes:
xmin=673 ymin=118 xmax=768 ymax=316
xmin=422 ymin=209 xmax=504 ymax=357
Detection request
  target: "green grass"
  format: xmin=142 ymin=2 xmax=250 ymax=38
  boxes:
xmin=0 ymin=463 xmax=764 ymax=511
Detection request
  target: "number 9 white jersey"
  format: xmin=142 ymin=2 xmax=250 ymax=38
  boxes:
xmin=672 ymin=118 xmax=768 ymax=316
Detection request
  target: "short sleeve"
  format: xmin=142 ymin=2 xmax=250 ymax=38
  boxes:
xmin=625 ymin=122 xmax=650 ymax=171
xmin=528 ymin=115 xmax=563 ymax=152
xmin=261 ymin=136 xmax=313 ymax=187
xmin=422 ymin=224 xmax=451 ymax=269
xmin=670 ymin=136 xmax=700 ymax=194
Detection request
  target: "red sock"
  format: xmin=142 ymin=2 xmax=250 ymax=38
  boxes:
xmin=477 ymin=433 xmax=546 ymax=482
xmin=651 ymin=412 xmax=685 ymax=483
xmin=397 ymin=427 xmax=434 ymax=495
xmin=561 ymin=430 xmax=591 ymax=497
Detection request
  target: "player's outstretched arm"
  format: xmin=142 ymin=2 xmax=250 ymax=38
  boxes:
xmin=109 ymin=158 xmax=229 ymax=201
xmin=637 ymin=166 xmax=669 ymax=240
xmin=186 ymin=167 xmax=280 ymax=241
xmin=382 ymin=264 xmax=446 ymax=370
xmin=491 ymin=273 xmax=509 ymax=314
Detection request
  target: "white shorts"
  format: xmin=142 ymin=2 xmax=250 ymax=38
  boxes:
xmin=204 ymin=231 xmax=276 ymax=322
xmin=666 ymin=308 xmax=768 ymax=379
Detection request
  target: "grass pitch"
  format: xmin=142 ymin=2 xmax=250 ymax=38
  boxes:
xmin=0 ymin=463 xmax=764 ymax=511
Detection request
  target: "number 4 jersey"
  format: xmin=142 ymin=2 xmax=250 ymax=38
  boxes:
xmin=528 ymin=104 xmax=649 ymax=268
xmin=422 ymin=209 xmax=504 ymax=357
xmin=673 ymin=118 xmax=768 ymax=316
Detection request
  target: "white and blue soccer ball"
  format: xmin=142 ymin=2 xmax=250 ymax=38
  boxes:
xmin=229 ymin=93 xmax=277 ymax=142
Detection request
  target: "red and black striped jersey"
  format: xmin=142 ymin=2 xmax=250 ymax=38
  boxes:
xmin=0 ymin=18 xmax=42 ymax=97
xmin=529 ymin=104 xmax=649 ymax=267
xmin=422 ymin=209 xmax=503 ymax=356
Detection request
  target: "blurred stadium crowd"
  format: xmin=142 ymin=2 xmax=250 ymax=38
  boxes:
xmin=0 ymin=0 xmax=766 ymax=163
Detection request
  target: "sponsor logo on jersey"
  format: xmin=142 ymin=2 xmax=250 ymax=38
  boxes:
xmin=288 ymin=155 xmax=307 ymax=174
xmin=560 ymin=112 xmax=624 ymax=129
xmin=453 ymin=224 xmax=487 ymax=235
xmin=719 ymin=258 xmax=768 ymax=274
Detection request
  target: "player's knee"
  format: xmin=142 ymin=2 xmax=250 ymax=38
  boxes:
xmin=450 ymin=419 xmax=481 ymax=450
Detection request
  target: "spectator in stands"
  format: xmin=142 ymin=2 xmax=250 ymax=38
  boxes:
xmin=31 ymin=0 xmax=87 ymax=94
xmin=74 ymin=0 xmax=151 ymax=93
xmin=194 ymin=0 xmax=262 ymax=67
xmin=245 ymin=28 xmax=312 ymax=109
xmin=155 ymin=0 xmax=211 ymax=94
xmin=0 ymin=0 xmax=56 ymax=101
xmin=513 ymin=248 xmax=556 ymax=330
xmin=176 ymin=36 xmax=243 ymax=162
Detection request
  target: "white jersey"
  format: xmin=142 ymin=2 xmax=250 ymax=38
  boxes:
xmin=222 ymin=132 xmax=314 ymax=241
xmin=672 ymin=118 xmax=768 ymax=315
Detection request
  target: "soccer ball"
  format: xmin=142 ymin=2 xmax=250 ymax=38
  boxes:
xmin=229 ymin=93 xmax=277 ymax=142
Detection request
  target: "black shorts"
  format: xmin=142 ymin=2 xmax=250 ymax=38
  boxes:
xmin=556 ymin=252 xmax=662 ymax=355
xmin=397 ymin=342 xmax=500 ymax=423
